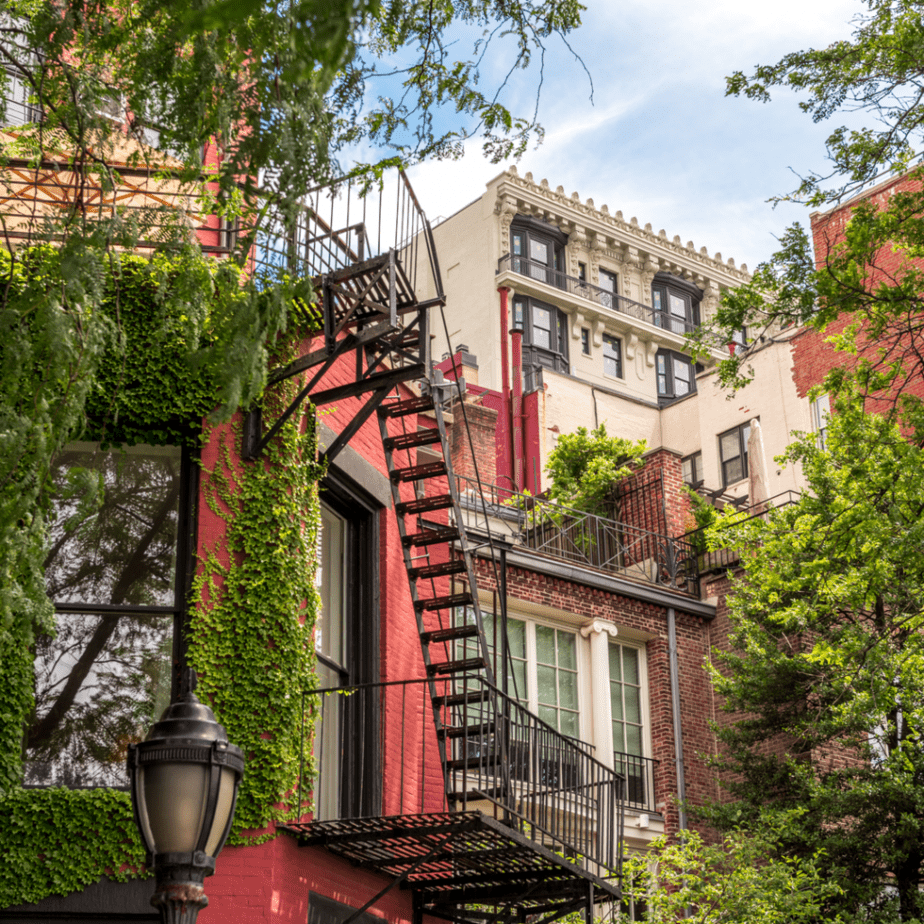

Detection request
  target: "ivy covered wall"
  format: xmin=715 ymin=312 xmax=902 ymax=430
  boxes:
xmin=0 ymin=250 xmax=321 ymax=906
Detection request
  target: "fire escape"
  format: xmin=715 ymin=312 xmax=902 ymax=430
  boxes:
xmin=243 ymin=171 xmax=625 ymax=924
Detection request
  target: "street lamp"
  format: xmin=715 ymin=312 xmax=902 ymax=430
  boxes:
xmin=127 ymin=669 xmax=245 ymax=924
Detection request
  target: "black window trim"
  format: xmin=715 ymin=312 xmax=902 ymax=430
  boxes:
xmin=651 ymin=272 xmax=702 ymax=335
xmin=718 ymin=421 xmax=753 ymax=488
xmin=682 ymin=451 xmax=704 ymax=489
xmin=655 ymin=349 xmax=700 ymax=406
xmin=602 ymin=332 xmax=623 ymax=379
xmin=513 ymin=294 xmax=570 ymax=381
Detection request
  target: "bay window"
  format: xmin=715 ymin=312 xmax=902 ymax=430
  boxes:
xmin=510 ymin=216 xmax=567 ymax=288
xmin=656 ymin=349 xmax=698 ymax=405
xmin=513 ymin=296 xmax=569 ymax=379
xmin=651 ymin=273 xmax=701 ymax=335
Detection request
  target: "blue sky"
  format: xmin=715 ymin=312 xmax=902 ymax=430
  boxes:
xmin=404 ymin=0 xmax=864 ymax=270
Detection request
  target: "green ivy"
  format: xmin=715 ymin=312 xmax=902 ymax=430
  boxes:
xmin=190 ymin=379 xmax=324 ymax=840
xmin=0 ymin=250 xmax=322 ymax=905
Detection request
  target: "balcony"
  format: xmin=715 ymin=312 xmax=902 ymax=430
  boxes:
xmin=496 ymin=253 xmax=698 ymax=337
xmin=615 ymin=751 xmax=659 ymax=815
xmin=286 ymin=677 xmax=623 ymax=920
xmin=456 ymin=476 xmax=700 ymax=597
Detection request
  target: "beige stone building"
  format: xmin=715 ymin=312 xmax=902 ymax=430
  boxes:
xmin=421 ymin=167 xmax=815 ymax=504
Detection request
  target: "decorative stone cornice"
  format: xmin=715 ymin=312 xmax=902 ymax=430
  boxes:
xmin=493 ymin=167 xmax=751 ymax=287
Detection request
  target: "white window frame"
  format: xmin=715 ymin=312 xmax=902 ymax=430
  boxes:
xmin=811 ymin=393 xmax=830 ymax=450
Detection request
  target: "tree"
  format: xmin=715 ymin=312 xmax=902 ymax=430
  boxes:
xmin=544 ymin=423 xmax=646 ymax=517
xmin=618 ymin=828 xmax=843 ymax=924
xmin=687 ymin=0 xmax=924 ymax=418
xmin=702 ymin=386 xmax=924 ymax=922
xmin=0 ymin=0 xmax=587 ymax=650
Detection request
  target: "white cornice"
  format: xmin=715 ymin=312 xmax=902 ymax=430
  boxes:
xmin=491 ymin=167 xmax=751 ymax=289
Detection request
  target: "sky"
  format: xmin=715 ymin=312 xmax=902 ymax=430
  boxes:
xmin=403 ymin=0 xmax=864 ymax=271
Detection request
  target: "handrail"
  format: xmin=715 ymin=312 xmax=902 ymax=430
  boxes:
xmin=614 ymin=750 xmax=659 ymax=815
xmin=300 ymin=675 xmax=625 ymax=879
xmin=455 ymin=473 xmax=700 ymax=596
xmin=497 ymin=253 xmax=698 ymax=336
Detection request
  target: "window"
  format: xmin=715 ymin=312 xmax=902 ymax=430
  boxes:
xmin=811 ymin=393 xmax=830 ymax=450
xmin=27 ymin=443 xmax=191 ymax=788
xmin=510 ymin=216 xmax=567 ymax=287
xmin=682 ymin=452 xmax=703 ymax=488
xmin=313 ymin=483 xmax=381 ymax=820
xmin=581 ymin=327 xmax=590 ymax=355
xmin=651 ymin=273 xmax=701 ymax=335
xmin=0 ymin=19 xmax=39 ymax=127
xmin=513 ymin=296 xmax=569 ymax=377
xmin=656 ymin=349 xmax=698 ymax=405
xmin=598 ymin=269 xmax=618 ymax=310
xmin=603 ymin=333 xmax=622 ymax=378
xmin=610 ymin=642 xmax=652 ymax=808
xmin=719 ymin=421 xmax=752 ymax=487
xmin=578 ymin=262 xmax=587 ymax=284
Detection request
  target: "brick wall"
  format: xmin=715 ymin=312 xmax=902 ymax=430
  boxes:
xmin=474 ymin=558 xmax=720 ymax=841
xmin=449 ymin=396 xmax=498 ymax=487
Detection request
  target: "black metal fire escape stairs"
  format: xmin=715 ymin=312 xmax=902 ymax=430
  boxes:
xmin=247 ymin=172 xmax=622 ymax=924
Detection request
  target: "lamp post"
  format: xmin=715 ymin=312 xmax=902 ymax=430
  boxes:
xmin=127 ymin=669 xmax=244 ymax=924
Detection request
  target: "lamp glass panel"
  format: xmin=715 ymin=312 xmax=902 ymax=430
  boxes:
xmin=204 ymin=766 xmax=238 ymax=856
xmin=142 ymin=761 xmax=209 ymax=854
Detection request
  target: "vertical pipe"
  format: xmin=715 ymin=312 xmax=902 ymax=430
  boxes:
xmin=497 ymin=286 xmax=514 ymax=493
xmin=667 ymin=607 xmax=688 ymax=833
xmin=511 ymin=327 xmax=524 ymax=492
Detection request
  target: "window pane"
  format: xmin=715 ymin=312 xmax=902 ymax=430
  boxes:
xmin=557 ymin=632 xmax=576 ymax=671
xmin=611 ymin=684 xmax=624 ymax=722
xmin=720 ymin=431 xmax=740 ymax=461
xmin=529 ymin=238 xmax=549 ymax=265
xmin=623 ymin=648 xmax=639 ymax=685
xmin=653 ymin=290 xmax=662 ymax=313
xmin=26 ymin=612 xmax=173 ymax=788
xmin=609 ymin=645 xmax=621 ymax=682
xmin=508 ymin=618 xmax=526 ymax=659
xmin=669 ymin=293 xmax=687 ymax=317
xmin=600 ymin=271 xmax=616 ymax=294
xmin=512 ymin=232 xmax=523 ymax=256
xmin=318 ymin=505 xmax=346 ymax=666
xmin=536 ymin=624 xmax=556 ymax=664
xmin=625 ymin=723 xmax=643 ymax=756
xmin=559 ymin=675 xmax=578 ymax=710
xmin=539 ymin=705 xmax=558 ymax=727
xmin=532 ymin=306 xmax=551 ymax=350
xmin=537 ymin=664 xmax=558 ymax=705
xmin=724 ymin=457 xmax=744 ymax=484
xmin=559 ymin=710 xmax=579 ymax=738
xmin=46 ymin=444 xmax=182 ymax=607
xmin=625 ymin=686 xmax=641 ymax=725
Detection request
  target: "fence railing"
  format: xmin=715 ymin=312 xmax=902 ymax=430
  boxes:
xmin=683 ymin=489 xmax=801 ymax=572
xmin=497 ymin=254 xmax=698 ymax=336
xmin=302 ymin=676 xmax=624 ymax=881
xmin=256 ymin=168 xmax=443 ymax=301
xmin=614 ymin=751 xmax=658 ymax=815
xmin=455 ymin=475 xmax=699 ymax=596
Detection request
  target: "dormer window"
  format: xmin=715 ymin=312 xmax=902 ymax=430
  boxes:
xmin=651 ymin=273 xmax=702 ymax=336
xmin=510 ymin=215 xmax=567 ymax=288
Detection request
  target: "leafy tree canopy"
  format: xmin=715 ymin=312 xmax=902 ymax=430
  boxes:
xmin=702 ymin=386 xmax=924 ymax=922
xmin=544 ymin=423 xmax=645 ymax=516
xmin=619 ymin=828 xmax=843 ymax=924
xmin=688 ymin=0 xmax=924 ymax=408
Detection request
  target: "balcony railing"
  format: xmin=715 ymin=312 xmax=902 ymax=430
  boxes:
xmin=497 ymin=254 xmax=698 ymax=336
xmin=456 ymin=476 xmax=700 ymax=596
xmin=301 ymin=676 xmax=625 ymax=880
xmin=614 ymin=751 xmax=658 ymax=815
xmin=683 ymin=489 xmax=801 ymax=572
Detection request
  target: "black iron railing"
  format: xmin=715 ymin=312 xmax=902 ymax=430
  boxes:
xmin=683 ymin=489 xmax=801 ymax=572
xmin=614 ymin=751 xmax=658 ymax=814
xmin=497 ymin=254 xmax=698 ymax=336
xmin=456 ymin=475 xmax=700 ymax=596
xmin=302 ymin=676 xmax=624 ymax=880
xmin=257 ymin=169 xmax=442 ymax=299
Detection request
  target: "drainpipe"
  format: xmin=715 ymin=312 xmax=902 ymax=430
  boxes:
xmin=497 ymin=286 xmax=514 ymax=493
xmin=510 ymin=326 xmax=524 ymax=492
xmin=667 ymin=607 xmax=688 ymax=834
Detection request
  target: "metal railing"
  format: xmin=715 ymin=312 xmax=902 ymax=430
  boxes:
xmin=614 ymin=751 xmax=658 ymax=814
xmin=497 ymin=254 xmax=698 ymax=336
xmin=302 ymin=676 xmax=624 ymax=880
xmin=683 ymin=489 xmax=801 ymax=572
xmin=256 ymin=168 xmax=443 ymax=300
xmin=455 ymin=475 xmax=700 ymax=596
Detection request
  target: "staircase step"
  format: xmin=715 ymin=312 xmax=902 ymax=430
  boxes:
xmin=427 ymin=657 xmax=486 ymax=676
xmin=446 ymin=785 xmax=509 ymax=802
xmin=383 ymin=429 xmax=443 ymax=452
xmin=432 ymin=689 xmax=492 ymax=708
xmin=417 ymin=597 xmax=475 ymax=618
xmin=438 ymin=722 xmax=496 ymax=740
xmin=379 ymin=395 xmax=435 ymax=419
xmin=402 ymin=526 xmax=459 ymax=549
xmin=408 ymin=559 xmax=468 ymax=580
xmin=396 ymin=494 xmax=454 ymax=516
xmin=391 ymin=461 xmax=447 ymax=483
xmin=445 ymin=755 xmax=494 ymax=772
